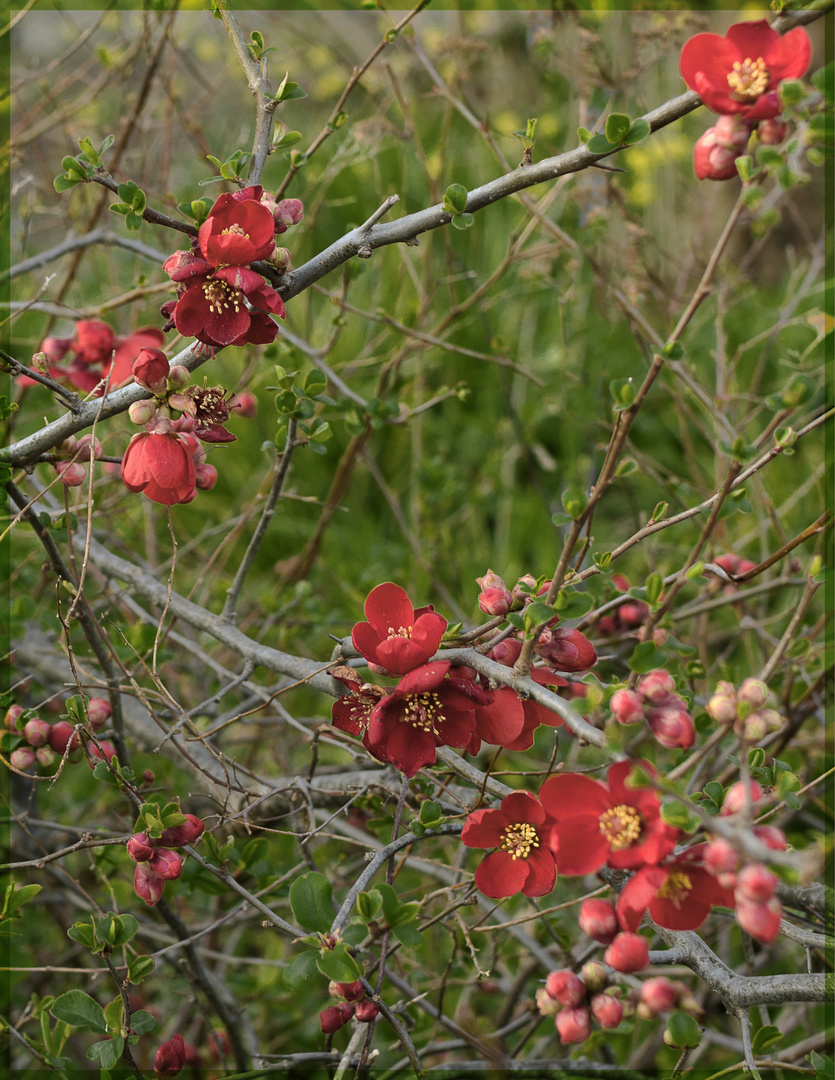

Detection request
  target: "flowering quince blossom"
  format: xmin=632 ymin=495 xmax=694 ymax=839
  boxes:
xmin=121 ymin=421 xmax=196 ymax=505
xmin=616 ymin=845 xmax=736 ymax=932
xmin=363 ymin=661 xmax=476 ymax=777
xmin=352 ymin=582 xmax=447 ymax=676
xmin=461 ymin=791 xmax=556 ymax=898
xmin=693 ymin=114 xmax=754 ymax=181
xmin=197 ymin=191 xmax=277 ymax=265
xmin=484 ymin=638 xmax=567 ymax=752
xmin=540 ymin=760 xmax=679 ymax=875
xmin=20 ymin=319 xmax=166 ymax=393
xmin=680 ymin=20 xmax=811 ymax=120
xmin=328 ymin=665 xmax=387 ymax=737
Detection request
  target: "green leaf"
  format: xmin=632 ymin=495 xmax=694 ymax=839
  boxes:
xmin=553 ymin=588 xmax=594 ymax=619
xmin=660 ymin=341 xmax=683 ymax=360
xmin=50 ymin=990 xmax=108 ymax=1034
xmin=660 ymin=800 xmax=700 ymax=833
xmin=610 ymin=377 xmax=635 ymax=410
xmin=3 ymin=883 xmax=42 ymax=918
xmin=702 ymin=781 xmax=724 ymax=807
xmin=644 ymin=572 xmax=664 ymax=606
xmin=665 ymin=1010 xmax=701 ymax=1049
xmin=604 ymin=113 xmax=631 ymax=144
xmin=103 ymin=997 xmax=122 ymax=1032
xmin=67 ymin=920 xmax=97 ymax=949
xmin=628 ymin=640 xmax=667 ymax=674
xmin=282 ymin=948 xmax=320 ymax=990
xmin=561 ymin=486 xmax=588 ymax=519
xmin=275 ymin=130 xmax=302 ymax=149
xmin=419 ymin=800 xmax=443 ymax=826
xmin=443 ymin=183 xmax=468 ymax=215
xmin=54 ymin=174 xmax=81 ymax=192
xmin=356 ymin=890 xmax=382 ymax=922
xmin=289 ymin=872 xmax=334 ymax=933
xmin=593 ymin=551 xmax=612 ymax=570
xmin=812 ymin=61 xmax=834 ymax=102
xmin=304 ymin=369 xmax=327 ymax=396
xmin=127 ymin=956 xmax=155 ymax=984
xmin=451 ymin=212 xmax=474 ymax=230
xmin=393 ymin=922 xmax=422 ymax=947
xmin=316 ymin=945 xmax=362 ymax=983
xmin=751 ymin=1025 xmax=783 ymax=1055
xmin=624 ymin=117 xmax=651 ymax=145
xmin=586 ymin=133 xmax=617 ymax=154
xmin=87 ymin=1036 xmax=123 ymax=1069
xmin=577 ymin=127 xmax=592 ymax=143
xmin=130 ymin=1010 xmax=157 ymax=1035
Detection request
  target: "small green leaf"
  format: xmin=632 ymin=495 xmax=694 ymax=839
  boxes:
xmin=419 ymin=800 xmax=443 ymax=826
xmin=811 ymin=61 xmax=834 ymax=102
xmin=604 ymin=113 xmax=631 ymax=144
xmin=316 ymin=945 xmax=362 ymax=983
xmin=87 ymin=1036 xmax=123 ymax=1069
xmin=751 ymin=1025 xmax=783 ymax=1055
xmin=628 ymin=640 xmax=667 ymax=673
xmin=586 ymin=133 xmax=617 ymax=154
xmin=54 ymin=174 xmax=81 ymax=193
xmin=282 ymin=949 xmax=320 ymax=990
xmin=665 ymin=1010 xmax=701 ymax=1049
xmin=660 ymin=341 xmax=683 ymax=360
xmin=610 ymin=377 xmax=635 ymax=410
xmin=593 ymin=551 xmax=612 ymax=570
xmin=644 ymin=572 xmax=664 ymax=606
xmin=553 ymin=588 xmax=594 ymax=619
xmin=702 ymin=781 xmax=724 ymax=807
xmin=577 ymin=127 xmax=592 ymax=143
xmin=660 ymin=800 xmax=700 ymax=833
xmin=356 ymin=890 xmax=382 ymax=922
xmin=129 ymin=1010 xmax=157 ymax=1035
xmin=561 ymin=486 xmax=588 ymax=519
xmin=393 ymin=922 xmax=422 ymax=947
xmin=289 ymin=872 xmax=334 ymax=933
xmin=67 ymin=920 xmax=97 ymax=949
xmin=443 ymin=183 xmax=468 ymax=215
xmin=451 ymin=213 xmax=474 ymax=230
xmin=50 ymin=990 xmax=108 ymax=1034
xmin=127 ymin=956 xmax=155 ymax=984
xmin=624 ymin=117 xmax=651 ymax=145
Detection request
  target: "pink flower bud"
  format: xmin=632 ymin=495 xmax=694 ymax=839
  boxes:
xmin=735 ymin=863 xmax=777 ymax=903
xmin=544 ymin=627 xmax=597 ymax=671
xmin=273 ymin=198 xmax=304 ymax=232
xmin=478 ymin=586 xmax=513 ymax=616
xmin=610 ymin=688 xmax=644 ymax=725
xmin=619 ymin=601 xmax=649 ymax=627
xmin=488 ymin=638 xmax=523 ymax=666
xmin=232 ymin=392 xmax=257 ymax=418
xmin=721 ymin=780 xmax=763 ymax=816
xmin=133 ymin=348 xmax=170 ymax=393
xmin=545 ymin=970 xmax=586 ymax=1007
xmin=740 ymin=712 xmax=768 ymax=743
xmin=636 ymin=669 xmax=675 ymax=703
xmin=166 ymin=365 xmax=191 ymax=391
xmin=129 ymin=399 xmax=158 ymax=426
xmin=23 ymin=717 xmax=51 ymax=747
xmin=604 ymin=932 xmax=649 ymax=973
xmin=319 ymin=1002 xmax=354 ymax=1033
xmin=736 ymin=896 xmax=783 ymax=943
xmin=329 ymin=980 xmax=364 ymax=1002
xmin=76 ymin=434 xmax=103 ymax=459
xmin=737 ymin=678 xmax=768 ymax=709
xmin=48 ymin=721 xmax=79 ymax=753
xmin=4 ymin=705 xmax=25 ymax=730
xmin=555 ymin=1007 xmax=591 ymax=1045
xmin=127 ymin=833 xmax=156 ymax=862
xmin=55 ymin=462 xmax=86 ymax=487
xmin=87 ymin=740 xmax=117 ymax=767
xmin=148 ymin=849 xmax=183 ymax=881
xmin=645 ymin=703 xmax=695 ymax=750
xmin=86 ymin=698 xmax=112 ymax=731
xmin=702 ymin=837 xmax=739 ymax=878
xmin=757 ymin=118 xmax=788 ymax=145
xmin=157 ymin=814 xmax=205 ymax=847
xmin=693 ymin=115 xmax=752 ymax=181
xmin=535 ymin=988 xmax=560 ymax=1016
xmin=591 ymin=992 xmax=624 ymax=1029
xmin=752 ymin=825 xmax=786 ymax=852
xmin=354 ymin=1000 xmax=379 ymax=1023
xmin=10 ymin=746 xmax=35 ymax=770
xmin=707 ymin=687 xmax=737 ymax=724
xmin=511 ymin=574 xmax=537 ymax=602
xmin=195 ymin=463 xmax=218 ymax=491
xmin=639 ymin=977 xmax=678 ymax=1015
xmin=134 ymin=862 xmax=166 ymax=906
xmin=578 ymin=899 xmax=618 ymax=944
xmin=273 ymin=247 xmax=292 ymax=271
xmin=35 ymin=746 xmax=56 ymax=768
xmin=580 ymin=961 xmax=608 ymax=993
xmin=154 ymin=1033 xmax=185 ymax=1079
xmin=476 ymin=569 xmax=506 ymax=591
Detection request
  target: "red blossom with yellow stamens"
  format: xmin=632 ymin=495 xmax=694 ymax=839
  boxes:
xmin=363 ymin=661 xmax=476 ymax=777
xmin=616 ymin=845 xmax=736 ymax=932
xmin=351 ymin=582 xmax=447 ymax=676
xmin=198 ymin=191 xmax=277 ymax=266
xmin=540 ymin=760 xmax=679 ymax=875
xmin=680 ymin=20 xmax=811 ymax=120
xmin=461 ymin=791 xmax=556 ymax=898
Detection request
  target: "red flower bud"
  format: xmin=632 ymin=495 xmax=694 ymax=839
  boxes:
xmin=578 ymin=899 xmax=618 ymax=944
xmin=10 ymin=746 xmax=35 ymax=770
xmin=735 ymin=862 xmax=777 ymax=903
xmin=132 ymin=348 xmax=170 ymax=393
xmin=148 ymin=849 xmax=183 ymax=881
xmin=319 ymin=1002 xmax=354 ymax=1034
xmin=610 ymin=688 xmax=644 ymax=725
xmin=555 ymin=1006 xmax=591 ymax=1045
xmin=35 ymin=746 xmax=56 ymax=768
xmin=478 ymin=586 xmax=513 ymax=616
xmin=590 ymin=992 xmax=624 ymax=1029
xmin=134 ymin=862 xmax=166 ymax=906
xmin=604 ymin=932 xmax=650 ymax=973
xmin=86 ymin=698 xmax=112 ymax=731
xmin=328 ymin=979 xmax=364 ymax=1002
xmin=48 ymin=720 xmax=79 ymax=753
xmin=752 ymin=825 xmax=786 ymax=851
xmin=736 ymin=895 xmax=782 ymax=943
xmin=154 ymin=1033 xmax=185 ymax=1079
xmin=721 ymin=780 xmax=763 ymax=816
xmin=157 ymin=814 xmax=204 ymax=847
xmin=645 ymin=703 xmax=695 ymax=750
xmin=87 ymin=740 xmax=117 ymax=767
xmin=545 ymin=970 xmax=586 ymax=1007
xmin=639 ymin=977 xmax=678 ymax=1015
xmin=636 ymin=669 xmax=675 ymax=703
xmin=4 ymin=705 xmax=25 ymax=730
xmin=127 ymin=833 xmax=156 ymax=862
xmin=56 ymin=462 xmax=86 ymax=487
xmin=23 ymin=717 xmax=51 ymax=747
xmin=354 ymin=1000 xmax=379 ymax=1023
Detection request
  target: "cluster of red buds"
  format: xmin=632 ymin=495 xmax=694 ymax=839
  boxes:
xmin=319 ymin=980 xmax=380 ymax=1034
xmin=6 ymin=698 xmax=115 ymax=772
xmin=475 ymin=570 xmax=597 ymax=672
xmin=596 ymin=574 xmax=650 ymax=637
xmin=126 ymin=814 xmax=204 ymax=907
xmin=610 ymin=668 xmax=695 ymax=750
xmin=701 ymin=782 xmax=787 ymax=943
xmin=537 ymin=958 xmax=702 ymax=1046
xmin=706 ymin=678 xmax=784 ymax=743
xmin=577 ymin=899 xmax=651 ymax=973
xmin=50 ymin=433 xmax=103 ymax=488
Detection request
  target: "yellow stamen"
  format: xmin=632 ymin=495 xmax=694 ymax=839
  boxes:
xmin=501 ymin=822 xmax=540 ymax=860
xmin=727 ymin=56 xmax=769 ymax=101
xmin=598 ymin=804 xmax=643 ymax=851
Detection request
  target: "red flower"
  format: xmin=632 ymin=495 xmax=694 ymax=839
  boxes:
xmin=198 ymin=192 xmax=276 ymax=266
xmin=121 ymin=427 xmax=196 ymax=505
xmin=21 ymin=321 xmax=166 ymax=393
xmin=328 ymin=665 xmax=387 ymax=737
xmin=616 ymin=845 xmax=736 ymax=932
xmin=169 ymin=273 xmax=285 ymax=348
xmin=485 ymin=639 xmax=567 ymax=752
xmin=352 ymin=583 xmax=447 ymax=676
xmin=540 ymin=760 xmax=678 ymax=875
xmin=461 ymin=791 xmax=556 ymax=898
xmin=363 ymin=661 xmax=476 ymax=777
xmin=680 ymin=20 xmax=811 ymax=120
